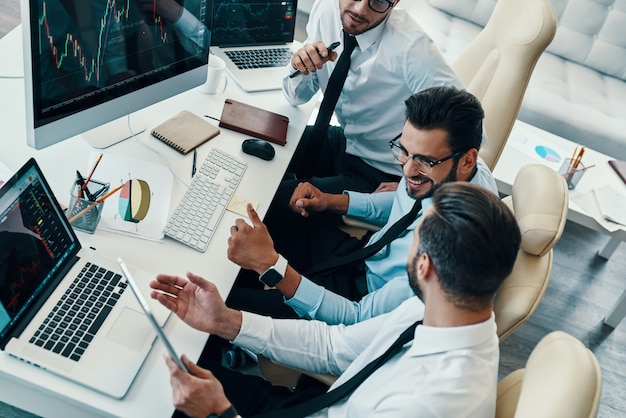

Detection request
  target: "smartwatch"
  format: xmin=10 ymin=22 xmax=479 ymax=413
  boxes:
xmin=207 ymin=404 xmax=239 ymax=418
xmin=258 ymin=254 xmax=288 ymax=287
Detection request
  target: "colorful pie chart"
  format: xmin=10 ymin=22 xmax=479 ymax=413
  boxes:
xmin=534 ymin=145 xmax=561 ymax=163
xmin=118 ymin=179 xmax=151 ymax=223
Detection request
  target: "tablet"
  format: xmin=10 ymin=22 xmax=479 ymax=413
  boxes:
xmin=118 ymin=258 xmax=188 ymax=373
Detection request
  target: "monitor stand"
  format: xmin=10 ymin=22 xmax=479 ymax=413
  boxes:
xmin=82 ymin=115 xmax=146 ymax=149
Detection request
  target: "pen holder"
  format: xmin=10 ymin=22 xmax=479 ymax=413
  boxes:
xmin=558 ymin=158 xmax=585 ymax=190
xmin=67 ymin=180 xmax=109 ymax=233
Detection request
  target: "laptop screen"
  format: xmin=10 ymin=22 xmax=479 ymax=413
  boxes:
xmin=211 ymin=0 xmax=297 ymax=47
xmin=0 ymin=159 xmax=80 ymax=347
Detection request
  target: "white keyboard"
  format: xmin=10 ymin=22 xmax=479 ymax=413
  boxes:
xmin=164 ymin=148 xmax=247 ymax=252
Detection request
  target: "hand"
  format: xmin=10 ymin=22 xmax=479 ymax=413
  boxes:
xmin=374 ymin=181 xmax=399 ymax=193
xmin=290 ymin=41 xmax=338 ymax=76
xmin=166 ymin=354 xmax=232 ymax=418
xmin=227 ymin=204 xmax=279 ymax=274
xmin=150 ymin=272 xmax=242 ymax=340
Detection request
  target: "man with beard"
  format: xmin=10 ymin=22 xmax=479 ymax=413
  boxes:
xmin=153 ymin=182 xmax=521 ymax=417
xmin=225 ymin=86 xmax=498 ymax=323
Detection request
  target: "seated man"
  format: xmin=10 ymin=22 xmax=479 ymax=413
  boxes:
xmin=226 ymin=86 xmax=498 ymax=323
xmin=152 ymin=182 xmax=521 ymax=417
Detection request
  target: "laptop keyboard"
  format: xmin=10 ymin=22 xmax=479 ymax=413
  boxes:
xmin=225 ymin=47 xmax=292 ymax=69
xmin=164 ymin=147 xmax=247 ymax=252
xmin=29 ymin=262 xmax=126 ymax=362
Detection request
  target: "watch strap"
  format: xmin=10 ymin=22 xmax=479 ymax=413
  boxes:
xmin=259 ymin=254 xmax=288 ymax=285
xmin=208 ymin=404 xmax=239 ymax=418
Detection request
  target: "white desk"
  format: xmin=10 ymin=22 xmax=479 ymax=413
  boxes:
xmin=493 ymin=120 xmax=626 ymax=327
xmin=0 ymin=26 xmax=316 ymax=417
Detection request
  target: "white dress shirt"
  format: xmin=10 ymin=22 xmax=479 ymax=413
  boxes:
xmin=285 ymin=158 xmax=498 ymax=325
xmin=234 ymin=298 xmax=499 ymax=417
xmin=282 ymin=1 xmax=464 ymax=176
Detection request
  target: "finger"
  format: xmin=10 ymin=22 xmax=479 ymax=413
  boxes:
xmin=181 ymin=354 xmax=213 ymax=379
xmin=246 ymin=204 xmax=263 ymax=227
xmin=150 ymin=291 xmax=179 ymax=313
xmin=186 ymin=272 xmax=213 ymax=290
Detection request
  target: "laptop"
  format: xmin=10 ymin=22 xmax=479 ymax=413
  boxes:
xmin=0 ymin=158 xmax=170 ymax=399
xmin=118 ymin=257 xmax=187 ymax=372
xmin=210 ymin=0 xmax=299 ymax=92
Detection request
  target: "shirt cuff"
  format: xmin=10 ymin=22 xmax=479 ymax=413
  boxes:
xmin=232 ymin=311 xmax=273 ymax=353
xmin=284 ymin=276 xmax=325 ymax=318
xmin=345 ymin=190 xmax=369 ymax=218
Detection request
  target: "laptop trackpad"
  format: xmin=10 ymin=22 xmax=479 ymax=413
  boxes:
xmin=107 ymin=308 xmax=153 ymax=351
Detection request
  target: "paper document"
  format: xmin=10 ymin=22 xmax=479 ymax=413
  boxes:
xmin=593 ymin=185 xmax=626 ymax=226
xmin=87 ymin=151 xmax=173 ymax=241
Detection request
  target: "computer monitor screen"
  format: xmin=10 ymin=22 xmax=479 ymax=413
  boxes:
xmin=21 ymin=0 xmax=213 ymax=149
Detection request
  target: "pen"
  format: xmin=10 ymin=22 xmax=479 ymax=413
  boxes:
xmin=68 ymin=184 xmax=123 ymax=224
xmin=82 ymin=153 xmax=103 ymax=191
xmin=75 ymin=170 xmax=85 ymax=198
xmin=192 ymin=149 xmax=197 ymax=177
xmin=289 ymin=41 xmax=341 ymax=78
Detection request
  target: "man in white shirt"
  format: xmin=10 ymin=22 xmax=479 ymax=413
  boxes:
xmin=226 ymin=87 xmax=497 ymax=323
xmin=152 ymin=181 xmax=521 ymax=417
xmin=263 ymin=0 xmax=464 ymax=247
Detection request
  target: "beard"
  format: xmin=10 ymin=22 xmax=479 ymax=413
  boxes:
xmin=405 ymin=159 xmax=460 ymax=200
xmin=407 ymin=253 xmax=424 ymax=303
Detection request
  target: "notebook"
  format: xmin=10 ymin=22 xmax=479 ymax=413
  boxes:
xmin=219 ymin=99 xmax=289 ymax=145
xmin=0 ymin=158 xmax=170 ymax=399
xmin=151 ymin=110 xmax=220 ymax=155
xmin=210 ymin=0 xmax=298 ymax=92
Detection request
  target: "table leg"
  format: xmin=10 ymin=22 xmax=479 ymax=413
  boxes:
xmin=605 ymin=288 xmax=626 ymax=328
xmin=597 ymin=237 xmax=621 ymax=260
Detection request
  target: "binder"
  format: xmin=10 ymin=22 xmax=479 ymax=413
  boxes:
xmin=151 ymin=110 xmax=220 ymax=155
xmin=218 ymin=99 xmax=289 ymax=146
xmin=609 ymin=159 xmax=626 ymax=185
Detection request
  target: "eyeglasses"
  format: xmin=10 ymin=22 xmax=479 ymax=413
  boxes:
xmin=368 ymin=0 xmax=397 ymax=13
xmin=389 ymin=137 xmax=466 ymax=174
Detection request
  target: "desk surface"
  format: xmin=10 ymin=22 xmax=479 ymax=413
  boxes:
xmin=0 ymin=26 xmax=315 ymax=417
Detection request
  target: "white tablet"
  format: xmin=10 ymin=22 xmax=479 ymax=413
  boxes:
xmin=118 ymin=258 xmax=188 ymax=373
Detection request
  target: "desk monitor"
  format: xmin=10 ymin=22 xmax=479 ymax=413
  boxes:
xmin=21 ymin=0 xmax=214 ymax=150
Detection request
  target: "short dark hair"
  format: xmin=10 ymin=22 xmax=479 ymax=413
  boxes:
xmin=418 ymin=182 xmax=520 ymax=311
xmin=404 ymin=86 xmax=484 ymax=152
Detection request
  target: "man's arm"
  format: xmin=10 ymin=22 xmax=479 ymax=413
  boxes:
xmin=285 ymin=276 xmax=418 ymax=325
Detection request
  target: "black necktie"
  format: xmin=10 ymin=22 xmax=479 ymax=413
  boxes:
xmin=306 ymin=199 xmax=422 ymax=276
xmin=250 ymin=320 xmax=422 ymax=418
xmin=310 ymin=31 xmax=358 ymax=137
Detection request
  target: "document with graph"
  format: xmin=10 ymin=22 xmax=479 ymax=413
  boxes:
xmin=86 ymin=151 xmax=173 ymax=241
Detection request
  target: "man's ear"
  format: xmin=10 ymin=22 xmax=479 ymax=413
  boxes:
xmin=417 ymin=252 xmax=432 ymax=280
xmin=457 ymin=148 xmax=478 ymax=180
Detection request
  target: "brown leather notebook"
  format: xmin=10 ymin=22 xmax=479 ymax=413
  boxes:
xmin=609 ymin=160 xmax=626 ymax=185
xmin=218 ymin=99 xmax=289 ymax=146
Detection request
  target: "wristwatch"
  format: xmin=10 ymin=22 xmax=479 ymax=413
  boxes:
xmin=207 ymin=404 xmax=239 ymax=418
xmin=258 ymin=254 xmax=288 ymax=287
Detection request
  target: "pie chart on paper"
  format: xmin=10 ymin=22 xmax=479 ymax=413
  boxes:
xmin=534 ymin=145 xmax=561 ymax=163
xmin=118 ymin=179 xmax=151 ymax=223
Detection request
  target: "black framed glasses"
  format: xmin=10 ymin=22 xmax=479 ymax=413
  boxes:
xmin=389 ymin=137 xmax=466 ymax=174
xmin=368 ymin=0 xmax=397 ymax=13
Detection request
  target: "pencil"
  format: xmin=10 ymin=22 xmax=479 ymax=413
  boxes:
xmin=68 ymin=184 xmax=122 ymax=224
xmin=573 ymin=147 xmax=585 ymax=169
xmin=82 ymin=153 xmax=103 ymax=191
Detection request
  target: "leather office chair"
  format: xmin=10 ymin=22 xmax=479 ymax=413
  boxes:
xmin=495 ymin=163 xmax=568 ymax=341
xmin=259 ymin=164 xmax=568 ymax=387
xmin=496 ymin=331 xmax=602 ymax=418
xmin=453 ymin=0 xmax=557 ymax=170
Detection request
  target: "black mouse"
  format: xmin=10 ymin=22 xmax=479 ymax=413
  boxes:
xmin=242 ymin=139 xmax=275 ymax=161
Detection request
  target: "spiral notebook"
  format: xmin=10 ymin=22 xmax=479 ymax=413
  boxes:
xmin=151 ymin=110 xmax=220 ymax=155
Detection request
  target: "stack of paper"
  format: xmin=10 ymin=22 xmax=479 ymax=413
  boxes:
xmin=593 ymin=185 xmax=626 ymax=226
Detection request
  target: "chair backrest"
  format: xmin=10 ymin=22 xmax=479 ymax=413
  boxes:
xmin=494 ymin=164 xmax=568 ymax=341
xmin=453 ymin=0 xmax=557 ymax=170
xmin=496 ymin=331 xmax=602 ymax=418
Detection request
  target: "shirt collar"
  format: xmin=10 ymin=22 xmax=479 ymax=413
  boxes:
xmin=407 ymin=313 xmax=497 ymax=356
xmin=353 ymin=13 xmax=389 ymax=52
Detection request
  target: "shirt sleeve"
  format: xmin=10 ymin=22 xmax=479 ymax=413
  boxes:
xmin=233 ymin=310 xmax=387 ymax=375
xmin=345 ymin=190 xmax=395 ymax=226
xmin=171 ymin=8 xmax=206 ymax=53
xmin=285 ymin=276 xmax=419 ymax=325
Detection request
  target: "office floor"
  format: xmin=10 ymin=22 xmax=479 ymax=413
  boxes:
xmin=2 ymin=4 xmax=626 ymax=418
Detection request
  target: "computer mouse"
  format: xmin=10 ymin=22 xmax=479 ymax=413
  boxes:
xmin=242 ymin=139 xmax=275 ymax=161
